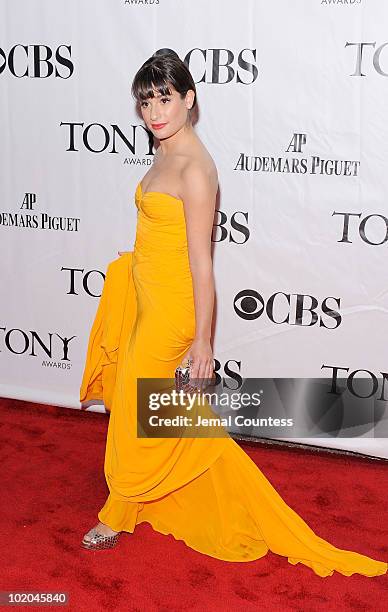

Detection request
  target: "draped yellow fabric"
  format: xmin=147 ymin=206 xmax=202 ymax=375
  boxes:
xmin=79 ymin=182 xmax=387 ymax=577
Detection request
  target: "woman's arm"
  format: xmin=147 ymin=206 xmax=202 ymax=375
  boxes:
xmin=180 ymin=163 xmax=218 ymax=387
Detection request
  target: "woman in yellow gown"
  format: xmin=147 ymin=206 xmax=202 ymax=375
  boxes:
xmin=79 ymin=49 xmax=387 ymax=578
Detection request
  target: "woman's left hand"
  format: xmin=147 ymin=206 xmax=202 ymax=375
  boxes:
xmin=180 ymin=338 xmax=215 ymax=392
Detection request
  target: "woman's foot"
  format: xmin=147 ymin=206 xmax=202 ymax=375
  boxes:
xmin=81 ymin=521 xmax=121 ymax=550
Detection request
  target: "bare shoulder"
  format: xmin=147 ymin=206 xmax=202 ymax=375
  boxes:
xmin=179 ymin=147 xmax=218 ymax=205
xmin=178 ymin=146 xmax=218 ymax=256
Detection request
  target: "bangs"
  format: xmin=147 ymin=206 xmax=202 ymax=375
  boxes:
xmin=132 ymin=65 xmax=173 ymax=102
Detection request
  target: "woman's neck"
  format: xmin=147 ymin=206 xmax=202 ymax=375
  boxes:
xmin=158 ymin=122 xmax=196 ymax=157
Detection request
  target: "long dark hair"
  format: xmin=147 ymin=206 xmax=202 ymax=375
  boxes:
xmin=131 ymin=48 xmax=197 ymax=109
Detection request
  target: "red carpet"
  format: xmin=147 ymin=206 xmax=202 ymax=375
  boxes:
xmin=1 ymin=398 xmax=387 ymax=611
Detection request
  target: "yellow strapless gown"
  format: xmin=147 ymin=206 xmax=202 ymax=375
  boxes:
xmin=79 ymin=181 xmax=387 ymax=578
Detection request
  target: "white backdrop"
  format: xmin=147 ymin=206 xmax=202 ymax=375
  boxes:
xmin=1 ymin=0 xmax=387 ymax=457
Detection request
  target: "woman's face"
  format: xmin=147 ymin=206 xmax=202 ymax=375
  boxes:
xmin=139 ymin=83 xmax=194 ymax=139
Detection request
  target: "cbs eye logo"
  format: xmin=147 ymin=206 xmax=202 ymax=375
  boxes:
xmin=234 ymin=289 xmax=342 ymax=329
xmin=234 ymin=290 xmax=265 ymax=320
xmin=0 ymin=44 xmax=73 ymax=78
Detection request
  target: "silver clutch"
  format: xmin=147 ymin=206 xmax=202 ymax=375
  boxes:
xmin=175 ymin=358 xmax=193 ymax=391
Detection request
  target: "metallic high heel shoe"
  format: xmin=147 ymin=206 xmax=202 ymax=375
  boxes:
xmin=81 ymin=526 xmax=121 ymax=550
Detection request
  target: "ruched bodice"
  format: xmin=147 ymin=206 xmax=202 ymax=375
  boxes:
xmin=79 ymin=181 xmax=387 ymax=578
xmin=132 ymin=182 xmax=196 ymax=355
xmin=134 ymin=182 xmax=189 ymax=256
